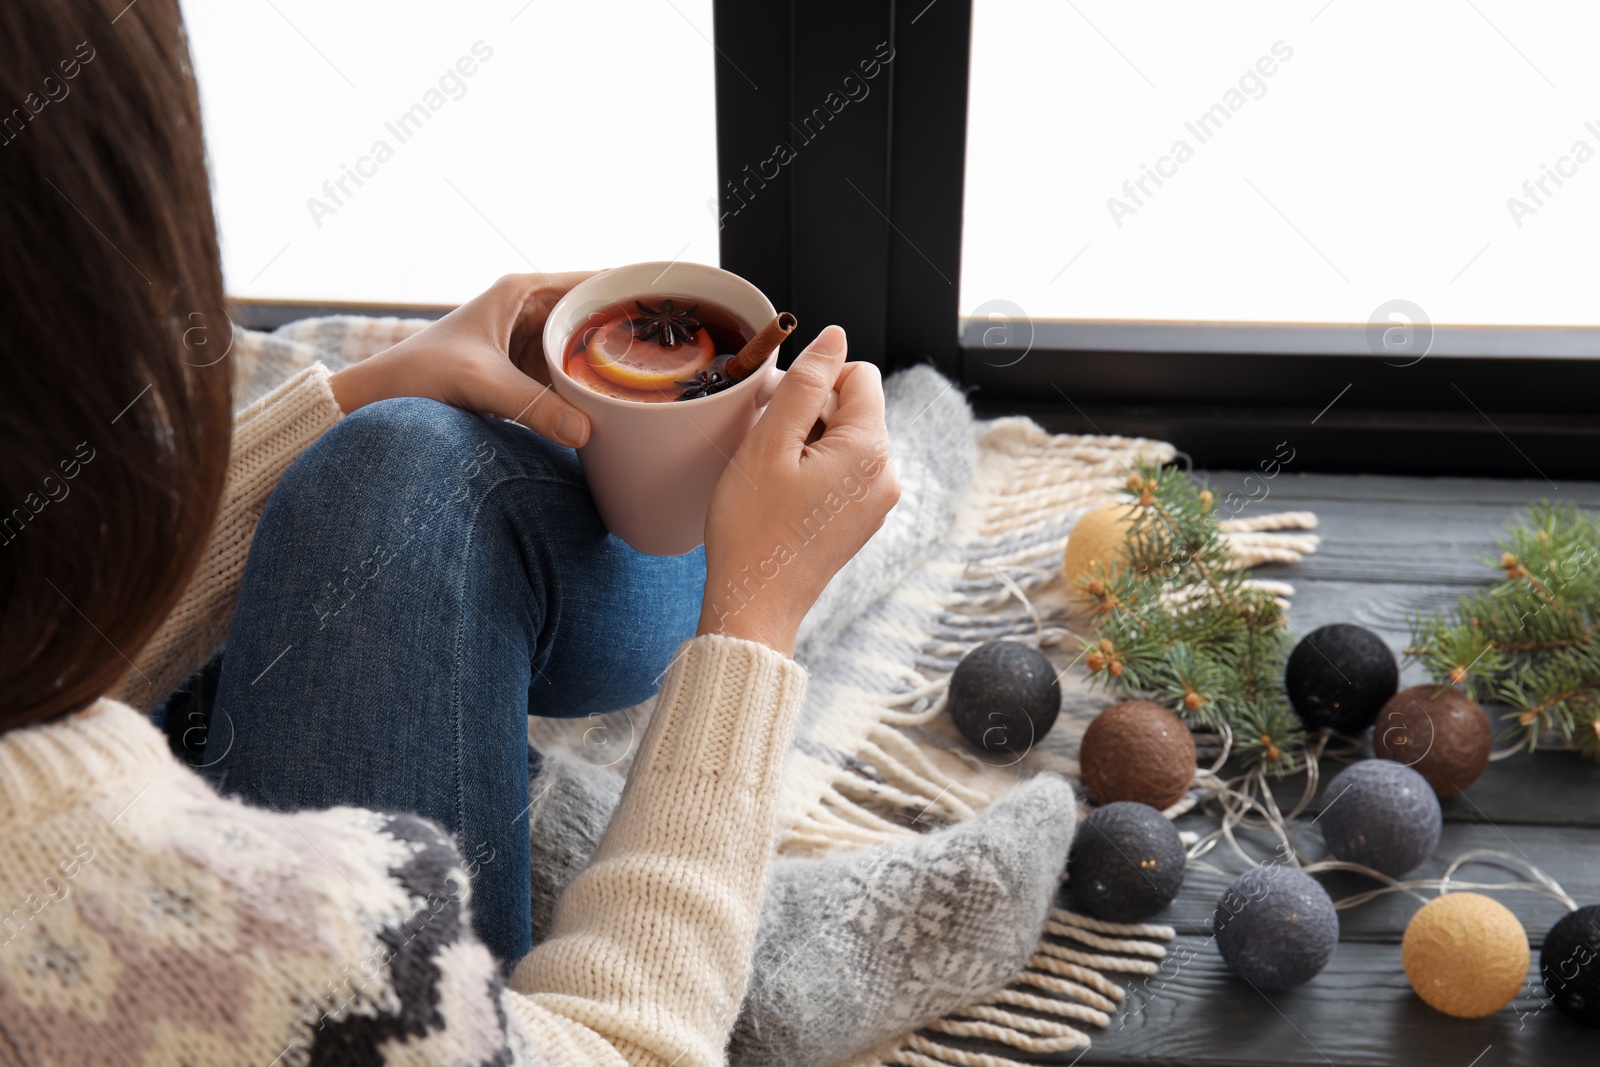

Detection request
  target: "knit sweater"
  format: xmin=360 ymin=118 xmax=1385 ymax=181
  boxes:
xmin=0 ymin=363 xmax=808 ymax=1066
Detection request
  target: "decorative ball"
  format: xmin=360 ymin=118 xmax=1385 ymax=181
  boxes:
xmin=1213 ymin=866 xmax=1339 ymax=990
xmin=1541 ymin=905 xmax=1600 ymax=1027
xmin=1317 ymin=760 xmax=1442 ymax=877
xmin=1285 ymin=623 xmax=1399 ymax=735
xmin=1079 ymin=699 xmax=1197 ymax=810
xmin=1062 ymin=504 xmax=1136 ymax=593
xmin=1372 ymin=685 xmax=1494 ymax=798
xmin=1403 ymin=893 xmax=1529 ymax=1018
xmin=946 ymin=641 xmax=1061 ymax=754
xmin=1068 ymin=801 xmax=1186 ymax=922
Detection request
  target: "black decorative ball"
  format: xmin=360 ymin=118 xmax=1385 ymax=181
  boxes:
xmin=1067 ymin=801 xmax=1186 ymax=922
xmin=1214 ymin=866 xmax=1339 ymax=990
xmin=947 ymin=641 xmax=1061 ymax=754
xmin=1318 ymin=759 xmax=1442 ymax=877
xmin=1542 ymin=905 xmax=1600 ymax=1028
xmin=1285 ymin=623 xmax=1399 ymax=735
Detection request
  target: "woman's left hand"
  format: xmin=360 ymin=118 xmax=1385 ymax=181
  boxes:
xmin=328 ymin=272 xmax=595 ymax=448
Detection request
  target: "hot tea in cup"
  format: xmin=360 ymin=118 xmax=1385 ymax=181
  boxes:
xmin=542 ymin=262 xmax=813 ymax=556
xmin=561 ymin=296 xmax=795 ymax=404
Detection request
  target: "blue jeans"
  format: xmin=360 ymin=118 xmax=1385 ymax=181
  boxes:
xmin=209 ymin=398 xmax=705 ymax=966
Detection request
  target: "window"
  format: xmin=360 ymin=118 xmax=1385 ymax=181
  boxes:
xmin=183 ymin=0 xmax=1600 ymax=476
xmin=963 ymin=0 xmax=1600 ymax=341
xmin=182 ymin=0 xmax=720 ymax=308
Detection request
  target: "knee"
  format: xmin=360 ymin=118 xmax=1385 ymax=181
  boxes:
xmin=323 ymin=397 xmax=582 ymax=488
xmin=294 ymin=397 xmax=510 ymax=494
xmin=261 ymin=398 xmax=498 ymax=532
xmin=328 ymin=397 xmax=491 ymax=469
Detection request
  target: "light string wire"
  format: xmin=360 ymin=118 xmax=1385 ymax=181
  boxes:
xmin=1186 ymin=727 xmax=1579 ymax=913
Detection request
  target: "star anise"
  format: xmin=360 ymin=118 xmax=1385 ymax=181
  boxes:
xmin=631 ymin=299 xmax=702 ymax=348
xmin=675 ymin=365 xmax=734 ymax=401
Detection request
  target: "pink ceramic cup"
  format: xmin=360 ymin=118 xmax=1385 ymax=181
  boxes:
xmin=542 ymin=261 xmax=804 ymax=556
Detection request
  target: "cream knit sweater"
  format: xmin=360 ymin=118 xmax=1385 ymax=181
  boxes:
xmin=0 ymin=364 xmax=808 ymax=1066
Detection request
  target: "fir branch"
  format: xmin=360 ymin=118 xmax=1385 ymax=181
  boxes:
xmin=1409 ymin=503 xmax=1600 ymax=762
xmin=1079 ymin=460 xmax=1304 ymax=775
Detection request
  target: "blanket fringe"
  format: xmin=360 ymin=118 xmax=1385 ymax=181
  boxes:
xmin=868 ymin=726 xmax=986 ymax=796
xmin=855 ymin=906 xmax=1173 ymax=1067
xmin=883 ymin=1042 xmax=1036 ymax=1067
xmin=926 ymin=1017 xmax=1086 ymax=1053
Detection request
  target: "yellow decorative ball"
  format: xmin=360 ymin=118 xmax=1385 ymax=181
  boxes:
xmin=1062 ymin=504 xmax=1138 ymax=595
xmin=1402 ymin=893 xmax=1529 ymax=1018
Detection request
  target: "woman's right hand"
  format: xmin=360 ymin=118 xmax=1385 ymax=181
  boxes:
xmin=697 ymin=325 xmax=900 ymax=656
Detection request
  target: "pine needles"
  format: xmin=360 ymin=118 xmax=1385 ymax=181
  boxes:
xmin=1076 ymin=461 xmax=1304 ymax=775
xmin=1408 ymin=503 xmax=1600 ymax=761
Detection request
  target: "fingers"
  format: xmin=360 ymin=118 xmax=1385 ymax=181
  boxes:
xmin=819 ymin=359 xmax=896 ymax=507
xmin=826 ymin=360 xmax=887 ymax=436
xmin=758 ymin=326 xmax=848 ymax=445
xmin=478 ymin=357 xmax=591 ymax=448
xmin=502 ymin=271 xmax=596 ymax=375
xmin=492 ymin=270 xmax=595 ymax=309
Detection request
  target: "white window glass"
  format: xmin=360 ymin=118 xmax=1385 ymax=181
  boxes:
xmin=962 ymin=0 xmax=1600 ymax=329
xmin=181 ymin=0 xmax=719 ymax=305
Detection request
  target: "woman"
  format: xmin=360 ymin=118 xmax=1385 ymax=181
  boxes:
xmin=0 ymin=2 xmax=897 ymax=1064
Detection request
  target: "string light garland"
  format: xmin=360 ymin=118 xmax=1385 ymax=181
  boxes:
xmin=937 ymin=510 xmax=1591 ymax=1032
xmin=1184 ymin=725 xmax=1584 ymax=1022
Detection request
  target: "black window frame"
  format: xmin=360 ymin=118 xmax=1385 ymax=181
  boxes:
xmin=236 ymin=0 xmax=1600 ymax=480
xmin=710 ymin=0 xmax=1600 ymax=481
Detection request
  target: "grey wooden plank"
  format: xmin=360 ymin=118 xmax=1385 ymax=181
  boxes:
xmin=947 ymin=941 xmax=1591 ymax=1066
xmin=1068 ymin=938 xmax=1591 ymax=1067
xmin=1243 ymin=750 xmax=1600 ymax=830
xmin=1430 ymin=750 xmax=1600 ymax=828
xmin=1147 ymin=819 xmax=1600 ymax=946
xmin=1202 ymin=470 xmax=1600 ymax=587
xmin=1248 ymin=751 xmax=1600 ymax=830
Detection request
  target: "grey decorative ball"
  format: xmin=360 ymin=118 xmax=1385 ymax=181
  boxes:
xmin=1318 ymin=760 xmax=1442 ymax=877
xmin=946 ymin=641 xmax=1061 ymax=754
xmin=1067 ymin=801 xmax=1186 ymax=922
xmin=1214 ymin=866 xmax=1339 ymax=990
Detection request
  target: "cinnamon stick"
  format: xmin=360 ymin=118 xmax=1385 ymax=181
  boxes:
xmin=725 ymin=312 xmax=797 ymax=383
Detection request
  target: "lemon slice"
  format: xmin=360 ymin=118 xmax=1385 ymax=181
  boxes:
xmin=565 ymin=349 xmax=676 ymax=402
xmin=586 ymin=314 xmax=714 ymax=389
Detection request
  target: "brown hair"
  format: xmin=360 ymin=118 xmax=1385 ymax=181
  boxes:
xmin=0 ymin=0 xmax=233 ymax=728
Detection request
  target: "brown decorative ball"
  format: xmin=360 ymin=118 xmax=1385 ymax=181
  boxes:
xmin=1079 ymin=699 xmax=1197 ymax=810
xmin=1403 ymin=893 xmax=1529 ymax=1018
xmin=1062 ymin=504 xmax=1136 ymax=596
xmin=1372 ymin=685 xmax=1493 ymax=798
